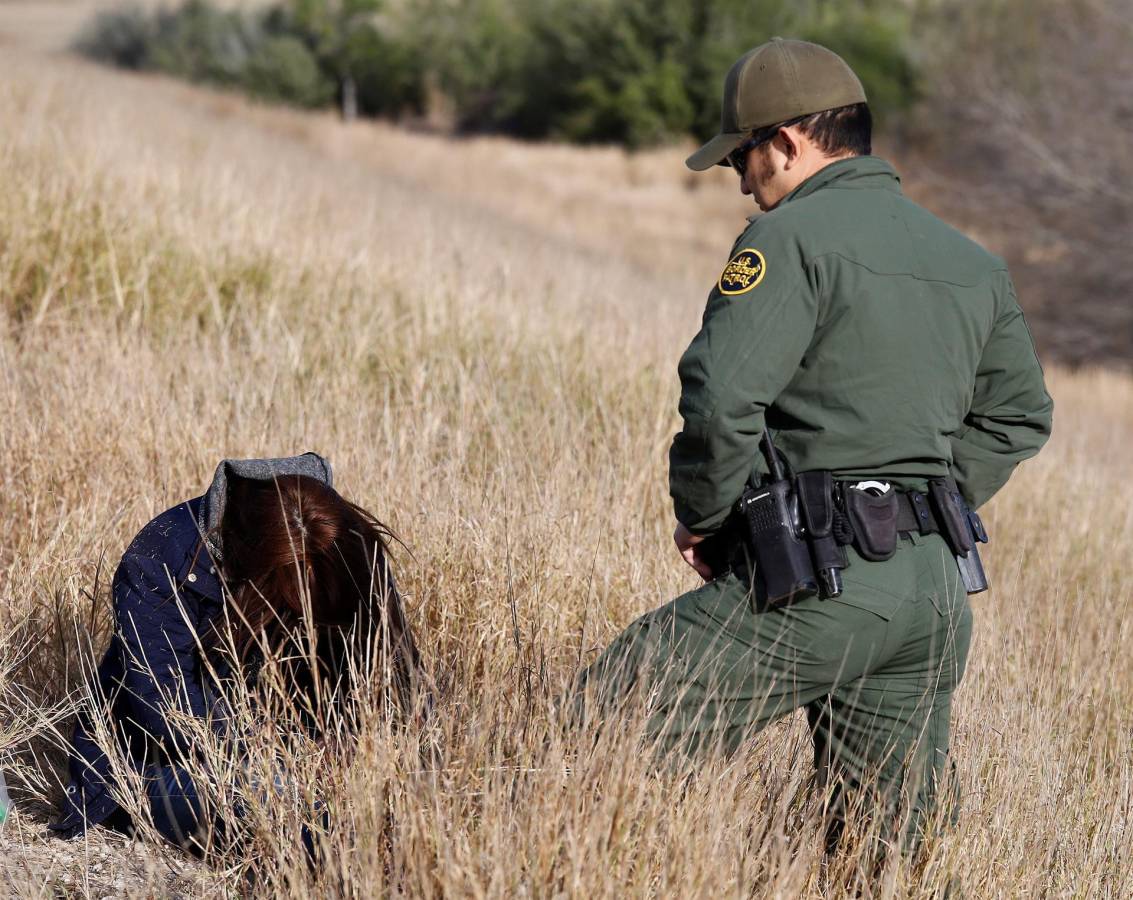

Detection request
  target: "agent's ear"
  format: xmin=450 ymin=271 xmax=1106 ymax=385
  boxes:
xmin=776 ymin=125 xmax=804 ymax=168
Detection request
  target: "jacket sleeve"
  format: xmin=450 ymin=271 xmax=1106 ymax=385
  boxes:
xmin=669 ymin=225 xmax=818 ymax=534
xmin=113 ymin=552 xmax=209 ymax=758
xmin=950 ymin=273 xmax=1053 ymax=509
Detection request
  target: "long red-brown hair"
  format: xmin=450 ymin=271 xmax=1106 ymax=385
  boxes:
xmin=215 ymin=474 xmax=420 ymax=715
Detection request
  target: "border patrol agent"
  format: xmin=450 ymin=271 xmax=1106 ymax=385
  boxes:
xmin=575 ymin=39 xmax=1053 ymax=847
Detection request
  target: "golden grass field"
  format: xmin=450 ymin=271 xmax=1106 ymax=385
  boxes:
xmin=2 ymin=4 xmax=1132 ymax=897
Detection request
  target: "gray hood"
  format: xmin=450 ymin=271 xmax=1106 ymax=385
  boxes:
xmin=197 ymin=452 xmax=333 ymax=559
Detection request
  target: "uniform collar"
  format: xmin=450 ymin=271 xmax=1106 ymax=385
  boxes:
xmin=778 ymin=155 xmax=902 ymax=208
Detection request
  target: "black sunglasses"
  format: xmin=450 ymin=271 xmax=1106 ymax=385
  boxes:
xmin=726 ymin=115 xmax=810 ymax=175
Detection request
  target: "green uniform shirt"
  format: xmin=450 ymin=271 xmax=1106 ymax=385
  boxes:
xmin=670 ymin=155 xmax=1053 ymax=535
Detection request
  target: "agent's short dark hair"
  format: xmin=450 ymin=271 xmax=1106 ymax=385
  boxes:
xmin=795 ymin=102 xmax=872 ymax=157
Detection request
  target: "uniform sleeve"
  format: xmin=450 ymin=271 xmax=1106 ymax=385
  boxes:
xmin=113 ymin=553 xmax=209 ymax=757
xmin=669 ymin=225 xmax=818 ymax=534
xmin=950 ymin=273 xmax=1053 ymax=509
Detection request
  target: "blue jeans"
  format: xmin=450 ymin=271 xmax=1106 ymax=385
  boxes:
xmin=144 ymin=765 xmax=321 ymax=859
xmin=145 ymin=766 xmax=208 ymax=850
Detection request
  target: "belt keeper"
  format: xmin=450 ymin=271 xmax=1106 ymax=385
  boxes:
xmin=908 ymin=491 xmax=933 ymax=535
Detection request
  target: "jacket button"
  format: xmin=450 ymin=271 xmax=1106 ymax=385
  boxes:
xmin=66 ymin=785 xmax=76 ymax=794
xmin=187 ymin=573 xmax=197 ymax=583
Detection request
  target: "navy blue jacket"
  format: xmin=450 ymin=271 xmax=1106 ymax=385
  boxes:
xmin=52 ymin=496 xmax=225 ymax=835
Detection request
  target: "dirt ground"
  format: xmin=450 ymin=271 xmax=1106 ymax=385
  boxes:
xmin=1 ymin=809 xmax=214 ymax=898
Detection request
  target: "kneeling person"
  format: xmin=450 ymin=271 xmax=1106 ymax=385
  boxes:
xmin=52 ymin=453 xmax=423 ymax=852
xmin=574 ymin=39 xmax=1052 ymax=848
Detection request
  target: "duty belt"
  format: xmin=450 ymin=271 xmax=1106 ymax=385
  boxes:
xmin=711 ymin=468 xmax=989 ymax=599
xmin=894 ymin=490 xmax=942 ymax=536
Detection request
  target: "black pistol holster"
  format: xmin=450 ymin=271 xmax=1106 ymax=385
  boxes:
xmin=927 ymin=478 xmax=989 ymax=594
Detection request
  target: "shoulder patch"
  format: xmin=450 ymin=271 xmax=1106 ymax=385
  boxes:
xmin=717 ymin=248 xmax=767 ymax=295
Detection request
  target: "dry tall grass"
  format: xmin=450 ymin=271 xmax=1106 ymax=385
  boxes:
xmin=1 ymin=29 xmax=1132 ymax=900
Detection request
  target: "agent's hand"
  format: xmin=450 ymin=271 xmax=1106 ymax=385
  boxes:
xmin=674 ymin=522 xmax=713 ymax=581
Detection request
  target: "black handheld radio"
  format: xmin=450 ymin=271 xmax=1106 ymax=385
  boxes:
xmin=738 ymin=431 xmax=819 ymax=604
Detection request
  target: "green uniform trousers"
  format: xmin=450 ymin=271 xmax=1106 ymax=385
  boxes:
xmin=575 ymin=532 xmax=972 ymax=844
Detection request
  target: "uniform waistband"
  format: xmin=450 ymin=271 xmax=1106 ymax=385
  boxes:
xmin=840 ymin=483 xmax=942 ymax=537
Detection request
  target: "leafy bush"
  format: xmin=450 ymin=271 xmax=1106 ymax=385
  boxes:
xmin=74 ymin=5 xmax=155 ymax=69
xmin=146 ymin=0 xmax=254 ymax=87
xmin=514 ymin=0 xmax=698 ymax=147
xmin=342 ymin=24 xmax=426 ymax=118
xmin=242 ymin=34 xmax=336 ymax=107
xmin=400 ymin=0 xmax=530 ymax=131
xmin=408 ymin=0 xmax=918 ymax=146
xmin=407 ymin=0 xmax=705 ymax=145
xmin=76 ymin=0 xmax=921 ymax=147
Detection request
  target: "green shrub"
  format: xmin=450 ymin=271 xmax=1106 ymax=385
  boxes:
xmin=135 ymin=1 xmax=255 ymax=87
xmin=414 ymin=0 xmax=918 ymax=146
xmin=75 ymin=0 xmax=921 ymax=146
xmin=517 ymin=0 xmax=697 ymax=147
xmin=242 ymin=34 xmax=336 ymax=107
xmin=400 ymin=0 xmax=530 ymax=130
xmin=410 ymin=0 xmax=699 ymax=145
xmin=74 ymin=5 xmax=155 ymax=69
xmin=343 ymin=24 xmax=426 ymax=118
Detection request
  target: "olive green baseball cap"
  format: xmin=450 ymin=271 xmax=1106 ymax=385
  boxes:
xmin=686 ymin=37 xmax=867 ymax=171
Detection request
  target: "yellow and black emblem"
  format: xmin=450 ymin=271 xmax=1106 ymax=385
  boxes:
xmin=718 ymin=248 xmax=767 ymax=295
